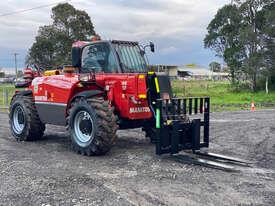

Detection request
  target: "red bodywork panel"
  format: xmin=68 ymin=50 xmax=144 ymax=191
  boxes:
xmin=30 ymin=73 xmax=152 ymax=121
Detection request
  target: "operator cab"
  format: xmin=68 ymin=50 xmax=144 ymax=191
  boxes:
xmin=72 ymin=39 xmax=153 ymax=74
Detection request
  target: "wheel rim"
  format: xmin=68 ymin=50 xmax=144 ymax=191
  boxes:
xmin=12 ymin=105 xmax=25 ymax=134
xmin=73 ymin=110 xmax=94 ymax=145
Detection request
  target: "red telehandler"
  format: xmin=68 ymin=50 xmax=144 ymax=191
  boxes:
xmin=9 ymin=38 xmax=249 ymax=171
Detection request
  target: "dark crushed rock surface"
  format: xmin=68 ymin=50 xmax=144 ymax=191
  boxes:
xmin=0 ymin=109 xmax=274 ymax=206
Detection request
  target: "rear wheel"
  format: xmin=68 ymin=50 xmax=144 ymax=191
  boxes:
xmin=67 ymin=98 xmax=118 ymax=156
xmin=9 ymin=94 xmax=45 ymax=141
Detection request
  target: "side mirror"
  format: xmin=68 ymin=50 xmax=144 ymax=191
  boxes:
xmin=142 ymin=42 xmax=155 ymax=53
xmin=150 ymin=42 xmax=155 ymax=53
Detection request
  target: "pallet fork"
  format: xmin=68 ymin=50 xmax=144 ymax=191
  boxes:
xmin=155 ymin=97 xmax=210 ymax=155
xmin=154 ymin=97 xmax=251 ymax=171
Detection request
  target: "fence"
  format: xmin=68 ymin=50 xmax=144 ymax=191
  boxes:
xmin=0 ymin=87 xmax=13 ymax=112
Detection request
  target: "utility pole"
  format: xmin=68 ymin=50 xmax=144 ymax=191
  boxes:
xmin=13 ymin=53 xmax=19 ymax=82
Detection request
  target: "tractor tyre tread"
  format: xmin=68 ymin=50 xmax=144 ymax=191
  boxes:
xmin=67 ymin=97 xmax=118 ymax=156
xmin=9 ymin=94 xmax=45 ymax=141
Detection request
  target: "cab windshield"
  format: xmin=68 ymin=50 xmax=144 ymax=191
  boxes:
xmin=113 ymin=43 xmax=148 ymax=73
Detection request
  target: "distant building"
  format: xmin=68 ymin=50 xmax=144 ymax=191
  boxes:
xmin=151 ymin=64 xmax=229 ymax=80
xmin=0 ymin=68 xmax=17 ymax=84
xmin=0 ymin=68 xmax=17 ymax=76
xmin=177 ymin=65 xmax=229 ymax=80
xmin=150 ymin=65 xmax=178 ymax=79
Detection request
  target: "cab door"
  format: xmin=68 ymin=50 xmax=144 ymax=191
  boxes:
xmin=81 ymin=42 xmax=120 ymax=73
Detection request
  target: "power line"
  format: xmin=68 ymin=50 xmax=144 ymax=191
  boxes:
xmin=0 ymin=0 xmax=71 ymax=17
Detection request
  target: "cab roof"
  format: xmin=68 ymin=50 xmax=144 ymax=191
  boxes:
xmin=72 ymin=40 xmax=139 ymax=48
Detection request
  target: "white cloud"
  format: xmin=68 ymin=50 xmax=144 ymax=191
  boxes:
xmin=0 ymin=0 xmax=229 ymax=66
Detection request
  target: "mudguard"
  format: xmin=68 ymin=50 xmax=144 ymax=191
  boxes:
xmin=10 ymin=90 xmax=32 ymax=103
xmin=68 ymin=90 xmax=104 ymax=109
xmin=15 ymin=90 xmax=33 ymax=96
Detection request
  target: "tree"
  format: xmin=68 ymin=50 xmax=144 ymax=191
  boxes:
xmin=209 ymin=61 xmax=222 ymax=72
xmin=205 ymin=0 xmax=274 ymax=91
xmin=204 ymin=4 xmax=244 ymax=83
xmin=257 ymin=2 xmax=275 ymax=90
xmin=0 ymin=72 xmax=5 ymax=78
xmin=27 ymin=3 xmax=96 ymax=69
xmin=237 ymin=0 xmax=274 ymax=91
xmin=237 ymin=0 xmax=269 ymax=91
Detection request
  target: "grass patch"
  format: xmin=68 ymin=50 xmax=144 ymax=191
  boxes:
xmin=0 ymin=84 xmax=15 ymax=108
xmin=1 ymin=81 xmax=275 ymax=112
xmin=172 ymin=80 xmax=275 ymax=112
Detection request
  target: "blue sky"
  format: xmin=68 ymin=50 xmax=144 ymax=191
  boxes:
xmin=0 ymin=0 xmax=229 ymax=69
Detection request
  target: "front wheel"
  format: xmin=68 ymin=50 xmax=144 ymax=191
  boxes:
xmin=9 ymin=94 xmax=45 ymax=141
xmin=67 ymin=98 xmax=118 ymax=156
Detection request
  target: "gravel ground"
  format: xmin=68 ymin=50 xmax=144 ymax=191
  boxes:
xmin=0 ymin=110 xmax=274 ymax=206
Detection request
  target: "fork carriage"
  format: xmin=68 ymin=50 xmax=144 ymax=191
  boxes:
xmin=155 ymin=97 xmax=210 ymax=155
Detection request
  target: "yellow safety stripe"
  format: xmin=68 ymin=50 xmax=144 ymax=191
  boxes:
xmin=154 ymin=77 xmax=160 ymax=93
xmin=138 ymin=74 xmax=145 ymax=79
xmin=148 ymin=71 xmax=154 ymax=75
xmin=44 ymin=70 xmax=59 ymax=76
xmin=138 ymin=94 xmax=147 ymax=99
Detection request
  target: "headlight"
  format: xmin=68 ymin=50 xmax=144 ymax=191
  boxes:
xmin=79 ymin=73 xmax=92 ymax=82
xmin=138 ymin=94 xmax=147 ymax=99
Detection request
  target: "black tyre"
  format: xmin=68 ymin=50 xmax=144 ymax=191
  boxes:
xmin=9 ymin=94 xmax=45 ymax=141
xmin=67 ymin=98 xmax=118 ymax=156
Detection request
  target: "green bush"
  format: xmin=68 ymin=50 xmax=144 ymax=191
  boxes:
xmin=229 ymin=81 xmax=251 ymax=92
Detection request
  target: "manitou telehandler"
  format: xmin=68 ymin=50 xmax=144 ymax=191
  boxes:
xmin=9 ymin=37 xmax=249 ymax=171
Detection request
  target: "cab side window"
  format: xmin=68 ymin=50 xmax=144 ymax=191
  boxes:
xmin=81 ymin=43 xmax=118 ymax=73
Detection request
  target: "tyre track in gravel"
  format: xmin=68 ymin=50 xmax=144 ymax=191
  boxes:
xmin=0 ymin=110 xmax=275 ymax=206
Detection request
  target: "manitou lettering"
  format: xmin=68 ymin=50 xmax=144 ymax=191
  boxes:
xmin=34 ymin=96 xmax=47 ymax=101
xmin=129 ymin=107 xmax=150 ymax=113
